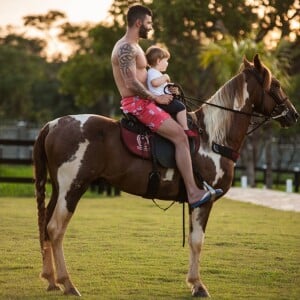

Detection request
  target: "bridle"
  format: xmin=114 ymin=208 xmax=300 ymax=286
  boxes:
xmin=245 ymin=68 xmax=289 ymax=119
xmin=241 ymin=68 xmax=289 ymax=134
xmin=167 ymin=68 xmax=290 ymax=135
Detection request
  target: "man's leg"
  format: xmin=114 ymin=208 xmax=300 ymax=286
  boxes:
xmin=134 ymin=101 xmax=222 ymax=206
xmin=156 ymin=118 xmax=207 ymax=204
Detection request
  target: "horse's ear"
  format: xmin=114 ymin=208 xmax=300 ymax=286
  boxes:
xmin=243 ymin=56 xmax=251 ymax=68
xmin=253 ymin=54 xmax=263 ymax=71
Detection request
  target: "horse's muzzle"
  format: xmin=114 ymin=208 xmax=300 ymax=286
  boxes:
xmin=281 ymin=109 xmax=299 ymax=127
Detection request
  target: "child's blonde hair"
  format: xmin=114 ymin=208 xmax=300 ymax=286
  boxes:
xmin=145 ymin=45 xmax=170 ymax=67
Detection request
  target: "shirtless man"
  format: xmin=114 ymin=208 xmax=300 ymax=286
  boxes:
xmin=111 ymin=5 xmax=222 ymax=208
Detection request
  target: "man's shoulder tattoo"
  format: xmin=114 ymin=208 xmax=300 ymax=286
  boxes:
xmin=118 ymin=43 xmax=136 ymax=70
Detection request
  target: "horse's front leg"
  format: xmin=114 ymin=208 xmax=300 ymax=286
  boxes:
xmin=187 ymin=203 xmax=213 ymax=297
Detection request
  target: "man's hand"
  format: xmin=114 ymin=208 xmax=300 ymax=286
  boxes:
xmin=154 ymin=94 xmax=173 ymax=105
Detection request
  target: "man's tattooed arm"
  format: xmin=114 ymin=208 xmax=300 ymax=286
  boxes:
xmin=118 ymin=43 xmax=157 ymax=101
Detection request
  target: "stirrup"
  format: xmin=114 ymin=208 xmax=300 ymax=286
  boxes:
xmin=203 ymin=181 xmax=223 ymax=201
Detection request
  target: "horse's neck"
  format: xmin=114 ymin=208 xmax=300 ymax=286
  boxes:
xmin=195 ymin=74 xmax=252 ymax=152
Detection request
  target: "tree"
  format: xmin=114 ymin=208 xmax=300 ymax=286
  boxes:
xmin=23 ymin=10 xmax=68 ymax=60
xmin=0 ymin=29 xmax=79 ymax=123
xmin=0 ymin=33 xmax=45 ymax=56
xmin=253 ymin=0 xmax=299 ymax=42
xmin=58 ymin=24 xmax=120 ymax=115
xmin=0 ymin=44 xmax=44 ymax=121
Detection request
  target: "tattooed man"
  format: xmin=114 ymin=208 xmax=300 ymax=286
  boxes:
xmin=111 ymin=5 xmax=222 ymax=207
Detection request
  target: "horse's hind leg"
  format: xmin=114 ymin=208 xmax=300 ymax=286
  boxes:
xmin=47 ymin=192 xmax=81 ymax=296
xmin=40 ymin=190 xmax=60 ymax=291
xmin=41 ymin=240 xmax=60 ymax=291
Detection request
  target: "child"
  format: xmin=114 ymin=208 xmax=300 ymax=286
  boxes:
xmin=145 ymin=45 xmax=196 ymax=136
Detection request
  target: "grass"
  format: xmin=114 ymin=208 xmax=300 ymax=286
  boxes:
xmin=0 ymin=194 xmax=299 ymax=299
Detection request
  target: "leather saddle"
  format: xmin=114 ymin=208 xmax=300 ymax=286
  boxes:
xmin=120 ymin=114 xmax=200 ymax=168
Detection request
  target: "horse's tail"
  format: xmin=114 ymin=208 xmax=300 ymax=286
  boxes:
xmin=33 ymin=123 xmax=50 ymax=252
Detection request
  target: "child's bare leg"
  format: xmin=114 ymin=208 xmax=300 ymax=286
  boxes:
xmin=176 ymin=110 xmax=189 ymax=130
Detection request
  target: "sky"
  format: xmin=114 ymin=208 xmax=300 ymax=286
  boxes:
xmin=0 ymin=0 xmax=115 ymax=58
xmin=0 ymin=0 xmax=113 ymax=27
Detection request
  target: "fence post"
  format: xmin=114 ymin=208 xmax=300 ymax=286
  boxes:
xmin=262 ymin=164 xmax=267 ymax=188
xmin=294 ymin=167 xmax=300 ymax=193
xmin=286 ymin=179 xmax=293 ymax=193
xmin=241 ymin=176 xmax=248 ymax=188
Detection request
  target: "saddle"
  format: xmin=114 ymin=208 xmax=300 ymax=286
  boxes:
xmin=120 ymin=114 xmax=200 ymax=168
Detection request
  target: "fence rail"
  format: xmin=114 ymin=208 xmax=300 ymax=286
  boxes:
xmin=0 ymin=139 xmax=299 ymax=193
xmin=233 ymin=166 xmax=300 ymax=192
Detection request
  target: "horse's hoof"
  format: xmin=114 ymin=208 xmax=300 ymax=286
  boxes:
xmin=46 ymin=284 xmax=60 ymax=291
xmin=64 ymin=287 xmax=81 ymax=296
xmin=192 ymin=287 xmax=210 ymax=297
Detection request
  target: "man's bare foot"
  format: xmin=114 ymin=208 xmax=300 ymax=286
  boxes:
xmin=189 ymin=190 xmax=207 ymax=205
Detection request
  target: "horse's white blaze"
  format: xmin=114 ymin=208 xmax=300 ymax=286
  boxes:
xmin=71 ymin=114 xmax=95 ymax=128
xmin=199 ymin=146 xmax=224 ymax=185
xmin=162 ymin=168 xmax=175 ymax=181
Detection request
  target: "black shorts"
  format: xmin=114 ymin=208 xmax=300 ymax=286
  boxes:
xmin=158 ymin=98 xmax=186 ymax=119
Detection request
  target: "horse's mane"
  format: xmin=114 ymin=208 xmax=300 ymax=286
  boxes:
xmin=201 ymin=61 xmax=272 ymax=147
xmin=201 ymin=73 xmax=245 ymax=147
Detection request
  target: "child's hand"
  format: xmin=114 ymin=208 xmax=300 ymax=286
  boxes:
xmin=168 ymin=84 xmax=179 ymax=95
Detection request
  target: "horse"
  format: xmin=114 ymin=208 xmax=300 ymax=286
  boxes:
xmin=33 ymin=55 xmax=298 ymax=297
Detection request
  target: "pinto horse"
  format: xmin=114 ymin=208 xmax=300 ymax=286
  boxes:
xmin=33 ymin=55 xmax=298 ymax=297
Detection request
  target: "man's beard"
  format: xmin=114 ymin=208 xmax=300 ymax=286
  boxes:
xmin=139 ymin=24 xmax=149 ymax=39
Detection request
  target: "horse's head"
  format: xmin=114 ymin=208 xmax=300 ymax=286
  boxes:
xmin=243 ymin=54 xmax=299 ymax=128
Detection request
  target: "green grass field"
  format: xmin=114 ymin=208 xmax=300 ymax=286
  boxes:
xmin=0 ymin=194 xmax=299 ymax=299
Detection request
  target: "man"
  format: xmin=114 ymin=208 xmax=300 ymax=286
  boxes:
xmin=111 ymin=5 xmax=222 ymax=208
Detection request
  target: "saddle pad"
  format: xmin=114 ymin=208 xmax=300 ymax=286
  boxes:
xmin=120 ymin=126 xmax=176 ymax=168
xmin=120 ymin=117 xmax=200 ymax=168
xmin=120 ymin=126 xmax=152 ymax=159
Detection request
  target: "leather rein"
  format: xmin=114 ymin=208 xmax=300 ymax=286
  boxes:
xmin=168 ymin=68 xmax=289 ymax=135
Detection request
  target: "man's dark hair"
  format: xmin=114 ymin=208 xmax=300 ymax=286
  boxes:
xmin=127 ymin=5 xmax=152 ymax=27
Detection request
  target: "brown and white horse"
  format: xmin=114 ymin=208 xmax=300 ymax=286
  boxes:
xmin=33 ymin=55 xmax=298 ymax=297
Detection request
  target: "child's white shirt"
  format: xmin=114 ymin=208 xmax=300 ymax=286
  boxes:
xmin=147 ymin=68 xmax=167 ymax=96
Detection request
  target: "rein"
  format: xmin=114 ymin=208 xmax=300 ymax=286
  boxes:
xmin=167 ymin=67 xmax=286 ymax=135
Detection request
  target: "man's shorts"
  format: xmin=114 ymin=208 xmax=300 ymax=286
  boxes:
xmin=121 ymin=96 xmax=171 ymax=132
